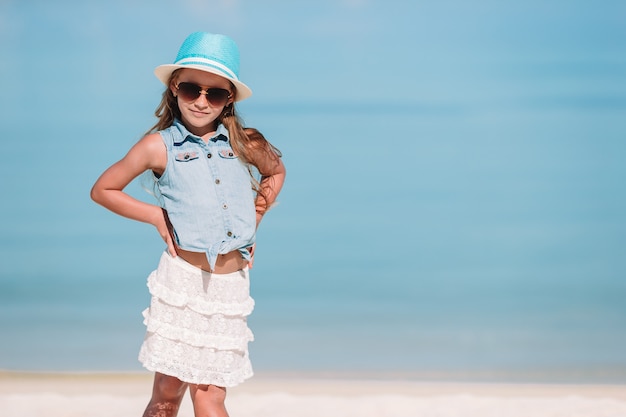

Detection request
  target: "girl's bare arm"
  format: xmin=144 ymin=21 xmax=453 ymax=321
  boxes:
xmin=90 ymin=133 xmax=177 ymax=255
xmin=251 ymin=143 xmax=286 ymax=227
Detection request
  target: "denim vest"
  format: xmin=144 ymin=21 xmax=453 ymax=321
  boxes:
xmin=155 ymin=120 xmax=256 ymax=269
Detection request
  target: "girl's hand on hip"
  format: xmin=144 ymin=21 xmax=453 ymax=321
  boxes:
xmin=247 ymin=243 xmax=256 ymax=269
xmin=154 ymin=208 xmax=178 ymax=257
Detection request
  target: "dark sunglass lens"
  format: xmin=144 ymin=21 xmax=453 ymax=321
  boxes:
xmin=207 ymin=89 xmax=230 ymax=106
xmin=177 ymin=83 xmax=230 ymax=105
xmin=177 ymin=83 xmax=201 ymax=101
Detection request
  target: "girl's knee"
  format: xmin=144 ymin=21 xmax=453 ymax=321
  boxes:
xmin=143 ymin=374 xmax=188 ymax=417
xmin=190 ymin=384 xmax=227 ymax=406
xmin=153 ymin=373 xmax=188 ymax=401
xmin=194 ymin=384 xmax=226 ymax=397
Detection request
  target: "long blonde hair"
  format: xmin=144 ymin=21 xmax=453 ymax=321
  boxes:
xmin=146 ymin=69 xmax=281 ymax=214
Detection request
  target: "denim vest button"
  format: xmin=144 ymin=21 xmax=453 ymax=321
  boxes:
xmin=207 ymin=153 xmax=212 ymax=158
xmin=227 ymin=231 xmax=233 ymax=237
xmin=222 ymin=204 xmax=228 ymax=209
xmin=215 ymin=179 xmax=221 ymax=184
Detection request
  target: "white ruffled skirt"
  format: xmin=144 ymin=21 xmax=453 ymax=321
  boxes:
xmin=138 ymin=251 xmax=254 ymax=387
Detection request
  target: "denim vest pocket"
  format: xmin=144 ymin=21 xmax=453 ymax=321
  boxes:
xmin=175 ymin=151 xmax=200 ymax=162
xmin=218 ymin=149 xmax=237 ymax=159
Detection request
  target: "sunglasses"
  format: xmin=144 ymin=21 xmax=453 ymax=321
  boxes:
xmin=175 ymin=82 xmax=232 ymax=107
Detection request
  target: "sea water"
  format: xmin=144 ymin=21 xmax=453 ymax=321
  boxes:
xmin=1 ymin=79 xmax=625 ymax=383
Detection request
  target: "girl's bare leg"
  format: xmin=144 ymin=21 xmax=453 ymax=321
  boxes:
xmin=143 ymin=372 xmax=189 ymax=417
xmin=189 ymin=384 xmax=229 ymax=417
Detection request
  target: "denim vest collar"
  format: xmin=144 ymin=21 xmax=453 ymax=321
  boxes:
xmin=172 ymin=119 xmax=230 ymax=146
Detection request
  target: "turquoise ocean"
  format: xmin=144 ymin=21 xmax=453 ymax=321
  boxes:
xmin=0 ymin=1 xmax=625 ymax=384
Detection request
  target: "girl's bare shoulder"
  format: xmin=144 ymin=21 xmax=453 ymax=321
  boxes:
xmin=137 ymin=132 xmax=164 ymax=148
xmin=122 ymin=132 xmax=166 ymax=172
xmin=127 ymin=132 xmax=163 ymax=156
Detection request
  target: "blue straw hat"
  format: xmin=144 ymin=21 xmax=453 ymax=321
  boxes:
xmin=154 ymin=32 xmax=252 ymax=101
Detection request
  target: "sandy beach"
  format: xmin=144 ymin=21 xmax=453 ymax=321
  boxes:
xmin=2 ymin=371 xmax=626 ymax=417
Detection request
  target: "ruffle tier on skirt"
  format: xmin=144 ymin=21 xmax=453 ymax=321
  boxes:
xmin=138 ymin=251 xmax=254 ymax=387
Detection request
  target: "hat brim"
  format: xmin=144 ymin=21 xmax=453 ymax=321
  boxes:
xmin=154 ymin=64 xmax=252 ymax=102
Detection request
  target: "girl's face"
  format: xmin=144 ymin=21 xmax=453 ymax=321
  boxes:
xmin=170 ymin=68 xmax=233 ymax=137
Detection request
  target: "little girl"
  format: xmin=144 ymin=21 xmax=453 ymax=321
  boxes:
xmin=91 ymin=32 xmax=285 ymax=417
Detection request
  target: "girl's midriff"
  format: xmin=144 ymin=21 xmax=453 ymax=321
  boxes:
xmin=177 ymin=248 xmax=248 ymax=274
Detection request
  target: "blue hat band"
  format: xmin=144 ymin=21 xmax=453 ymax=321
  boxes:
xmin=175 ymin=57 xmax=239 ymax=81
